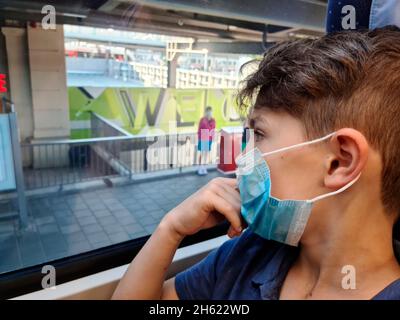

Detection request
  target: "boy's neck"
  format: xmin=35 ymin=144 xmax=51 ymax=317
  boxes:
xmin=294 ymin=199 xmax=400 ymax=299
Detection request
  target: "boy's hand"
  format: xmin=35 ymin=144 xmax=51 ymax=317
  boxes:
xmin=162 ymin=177 xmax=243 ymax=239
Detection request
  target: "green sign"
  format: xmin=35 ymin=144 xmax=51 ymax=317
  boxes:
xmin=69 ymin=87 xmax=242 ymax=137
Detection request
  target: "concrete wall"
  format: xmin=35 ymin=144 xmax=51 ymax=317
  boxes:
xmin=0 ymin=29 xmax=9 ymax=113
xmin=0 ymin=30 xmax=9 ymax=83
xmin=2 ymin=25 xmax=70 ymax=168
xmin=27 ymin=24 xmax=70 ymax=139
xmin=2 ymin=24 xmax=70 ymax=143
xmin=1 ymin=27 xmax=34 ymax=143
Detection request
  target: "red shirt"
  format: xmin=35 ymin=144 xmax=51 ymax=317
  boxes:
xmin=198 ymin=117 xmax=216 ymax=141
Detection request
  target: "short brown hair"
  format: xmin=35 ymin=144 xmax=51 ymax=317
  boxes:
xmin=238 ymin=26 xmax=400 ymax=216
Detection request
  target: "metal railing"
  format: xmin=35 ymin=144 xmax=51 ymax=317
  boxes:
xmin=21 ymin=131 xmax=220 ymax=190
xmin=176 ymin=69 xmax=238 ymax=89
xmin=129 ymin=62 xmax=168 ymax=87
xmin=129 ymin=62 xmax=239 ymax=88
xmin=66 ymin=57 xmax=140 ymax=83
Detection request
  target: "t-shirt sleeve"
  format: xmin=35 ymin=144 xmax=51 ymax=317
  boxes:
xmin=197 ymin=118 xmax=203 ymax=135
xmin=174 ymin=236 xmax=240 ymax=300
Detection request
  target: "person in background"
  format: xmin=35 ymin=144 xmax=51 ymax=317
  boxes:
xmin=197 ymin=106 xmax=215 ymax=175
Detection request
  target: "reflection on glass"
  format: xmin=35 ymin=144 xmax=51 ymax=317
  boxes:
xmin=3 ymin=0 xmax=326 ymax=276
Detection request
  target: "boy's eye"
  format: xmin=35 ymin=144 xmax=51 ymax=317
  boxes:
xmin=254 ymin=130 xmax=264 ymax=142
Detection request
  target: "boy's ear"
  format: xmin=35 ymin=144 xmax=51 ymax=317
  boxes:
xmin=324 ymin=128 xmax=369 ymax=189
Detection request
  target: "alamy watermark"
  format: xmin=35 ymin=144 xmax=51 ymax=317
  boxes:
xmin=341 ymin=5 xmax=356 ymax=30
xmin=41 ymin=5 xmax=56 ymax=30
xmin=41 ymin=265 xmax=56 ymax=289
xmin=341 ymin=264 xmax=356 ymax=290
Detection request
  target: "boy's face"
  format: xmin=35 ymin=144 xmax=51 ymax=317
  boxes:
xmin=248 ymin=108 xmax=329 ymax=201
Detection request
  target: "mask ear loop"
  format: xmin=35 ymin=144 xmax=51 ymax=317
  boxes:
xmin=256 ymin=131 xmax=360 ymax=203
xmin=307 ymin=173 xmax=362 ymax=204
xmin=261 ymin=132 xmax=336 ymax=158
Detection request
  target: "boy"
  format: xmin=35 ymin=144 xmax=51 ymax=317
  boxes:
xmin=113 ymin=27 xmax=400 ymax=299
xmin=197 ymin=106 xmax=215 ymax=175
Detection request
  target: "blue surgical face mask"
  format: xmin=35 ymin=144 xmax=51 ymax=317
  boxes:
xmin=235 ymin=132 xmax=361 ymax=246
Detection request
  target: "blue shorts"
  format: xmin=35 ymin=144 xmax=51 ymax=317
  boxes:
xmin=198 ymin=140 xmax=212 ymax=152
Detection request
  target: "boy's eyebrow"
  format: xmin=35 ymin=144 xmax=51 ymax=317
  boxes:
xmin=248 ymin=114 xmax=269 ymax=128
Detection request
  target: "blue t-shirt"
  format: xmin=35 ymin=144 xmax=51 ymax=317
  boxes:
xmin=175 ymin=229 xmax=400 ymax=300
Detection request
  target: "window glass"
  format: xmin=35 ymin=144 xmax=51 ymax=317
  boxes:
xmin=0 ymin=0 xmax=326 ymax=277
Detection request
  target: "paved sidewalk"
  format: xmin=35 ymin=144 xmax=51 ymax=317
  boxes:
xmin=0 ymin=170 xmax=224 ymax=274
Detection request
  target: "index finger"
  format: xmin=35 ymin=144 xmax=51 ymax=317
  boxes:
xmin=214 ymin=177 xmax=237 ymax=187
